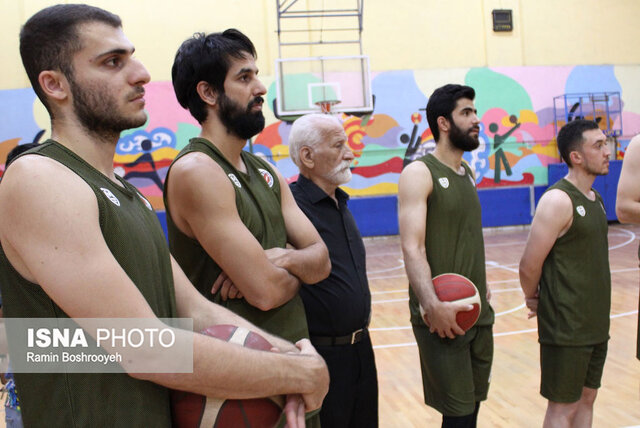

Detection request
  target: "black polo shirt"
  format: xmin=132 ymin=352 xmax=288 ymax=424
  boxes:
xmin=290 ymin=174 xmax=371 ymax=337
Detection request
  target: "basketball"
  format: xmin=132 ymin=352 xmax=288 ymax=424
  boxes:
xmin=420 ymin=273 xmax=481 ymax=331
xmin=171 ymin=325 xmax=285 ymax=428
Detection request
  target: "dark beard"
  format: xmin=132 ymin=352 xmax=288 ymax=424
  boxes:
xmin=449 ymin=120 xmax=480 ymax=152
xmin=218 ymin=93 xmax=265 ymax=140
xmin=69 ymin=75 xmax=146 ymax=139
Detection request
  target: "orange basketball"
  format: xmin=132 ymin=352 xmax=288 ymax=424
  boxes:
xmin=171 ymin=325 xmax=284 ymax=428
xmin=420 ymin=273 xmax=481 ymax=331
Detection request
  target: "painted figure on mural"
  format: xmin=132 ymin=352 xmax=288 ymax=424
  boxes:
xmin=489 ymin=115 xmax=520 ymax=183
xmin=123 ymin=138 xmax=164 ymax=191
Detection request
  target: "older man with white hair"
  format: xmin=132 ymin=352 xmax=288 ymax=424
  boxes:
xmin=289 ymin=114 xmax=379 ymax=428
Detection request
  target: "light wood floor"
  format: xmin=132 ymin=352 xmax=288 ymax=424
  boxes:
xmin=367 ymin=223 xmax=640 ymax=428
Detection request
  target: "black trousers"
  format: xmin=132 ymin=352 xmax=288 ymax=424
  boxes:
xmin=314 ymin=331 xmax=379 ymax=428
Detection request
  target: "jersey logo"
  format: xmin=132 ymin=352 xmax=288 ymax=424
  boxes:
xmin=228 ymin=173 xmax=242 ymax=188
xmin=576 ymin=205 xmax=586 ymax=217
xmin=100 ymin=188 xmax=120 ymax=207
xmin=258 ymin=168 xmax=274 ymax=188
xmin=136 ymin=191 xmax=154 ymax=211
xmin=438 ymin=177 xmax=449 ymax=189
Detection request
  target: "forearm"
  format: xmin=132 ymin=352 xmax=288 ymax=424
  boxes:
xmin=272 ymin=242 xmax=330 ymax=284
xmin=519 ymin=263 xmax=541 ymax=298
xmin=403 ymin=249 xmax=438 ymax=309
xmin=136 ymin=333 xmax=317 ymax=398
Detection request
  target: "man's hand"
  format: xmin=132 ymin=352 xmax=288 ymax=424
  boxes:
xmin=525 ymin=292 xmax=539 ymax=319
xmin=422 ymin=300 xmax=473 ymax=339
xmin=294 ymin=339 xmax=329 ymax=412
xmin=211 ymin=272 xmax=243 ymax=301
xmin=264 ymin=247 xmax=292 ymax=269
xmin=283 ymin=394 xmax=306 ymax=428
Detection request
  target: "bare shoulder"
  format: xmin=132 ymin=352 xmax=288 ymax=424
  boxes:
xmin=0 ymin=154 xmax=96 ymax=215
xmin=623 ymin=134 xmax=640 ymax=161
xmin=399 ymin=160 xmax=432 ymax=196
xmin=534 ymin=188 xmax=573 ymax=223
xmin=167 ymin=152 xmax=234 ymax=197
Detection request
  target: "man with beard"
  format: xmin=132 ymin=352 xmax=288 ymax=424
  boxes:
xmin=165 ymin=30 xmax=331 ymax=426
xmin=288 ymin=114 xmax=378 ymax=427
xmin=520 ymin=120 xmax=611 ymax=428
xmin=398 ymin=84 xmax=494 ymax=428
xmin=0 ymin=6 xmax=329 ymax=427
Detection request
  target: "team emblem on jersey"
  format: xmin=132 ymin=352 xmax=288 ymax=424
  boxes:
xmin=258 ymin=168 xmax=274 ymax=188
xmin=100 ymin=188 xmax=120 ymax=207
xmin=438 ymin=177 xmax=449 ymax=189
xmin=228 ymin=173 xmax=242 ymax=188
xmin=576 ymin=205 xmax=586 ymax=217
xmin=136 ymin=192 xmax=153 ymax=211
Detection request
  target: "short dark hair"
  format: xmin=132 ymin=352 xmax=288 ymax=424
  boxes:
xmin=426 ymin=84 xmax=475 ymax=142
xmin=171 ymin=29 xmax=257 ymax=124
xmin=556 ymin=119 xmax=600 ymax=167
xmin=19 ymin=4 xmax=121 ymax=116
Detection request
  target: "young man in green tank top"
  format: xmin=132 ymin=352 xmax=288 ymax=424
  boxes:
xmin=165 ymin=30 xmax=331 ymax=425
xmin=615 ymin=134 xmax=640 ymax=362
xmin=399 ymin=84 xmax=494 ymax=428
xmin=520 ymin=119 xmax=611 ymax=428
xmin=0 ymin=5 xmax=328 ymax=427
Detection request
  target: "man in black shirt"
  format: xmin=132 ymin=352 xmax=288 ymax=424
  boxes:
xmin=289 ymin=113 xmax=378 ymax=428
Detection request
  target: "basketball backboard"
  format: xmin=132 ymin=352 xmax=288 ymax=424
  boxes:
xmin=274 ymin=55 xmax=373 ymax=118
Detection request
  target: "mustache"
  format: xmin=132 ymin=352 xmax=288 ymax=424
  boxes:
xmin=128 ymin=86 xmax=145 ymax=100
xmin=247 ymin=96 xmax=264 ymax=110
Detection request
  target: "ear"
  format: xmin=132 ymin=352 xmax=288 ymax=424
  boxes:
xmin=299 ymin=146 xmax=315 ymax=169
xmin=437 ymin=116 xmax=449 ymax=134
xmin=196 ymin=81 xmax=217 ymax=107
xmin=569 ymin=150 xmax=583 ymax=166
xmin=38 ymin=70 xmax=69 ymax=102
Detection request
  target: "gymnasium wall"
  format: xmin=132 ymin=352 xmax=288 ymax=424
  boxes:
xmin=1 ymin=1 xmax=639 ymax=235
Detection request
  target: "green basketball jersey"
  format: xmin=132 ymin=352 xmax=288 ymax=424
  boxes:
xmin=538 ymin=178 xmax=611 ymax=346
xmin=0 ymin=140 xmax=176 ymax=427
xmin=164 ymin=138 xmax=309 ymax=342
xmin=408 ymin=154 xmax=494 ymax=326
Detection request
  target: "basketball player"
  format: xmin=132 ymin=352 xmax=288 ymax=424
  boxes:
xmin=289 ymin=114 xmax=379 ymax=428
xmin=520 ymin=119 xmax=611 ymax=428
xmin=0 ymin=5 xmax=328 ymax=426
xmin=165 ymin=30 xmax=331 ymax=426
xmin=615 ymin=134 xmax=640 ymax=362
xmin=398 ymin=84 xmax=494 ymax=428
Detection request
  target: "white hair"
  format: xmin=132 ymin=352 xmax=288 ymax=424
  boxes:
xmin=288 ymin=114 xmax=343 ymax=167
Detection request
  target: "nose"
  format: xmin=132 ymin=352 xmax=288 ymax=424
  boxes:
xmin=130 ymin=57 xmax=151 ymax=86
xmin=344 ymin=146 xmax=355 ymax=161
xmin=254 ymin=78 xmax=267 ymax=97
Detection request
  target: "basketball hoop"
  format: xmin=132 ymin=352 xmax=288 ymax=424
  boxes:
xmin=315 ymin=99 xmax=340 ymax=115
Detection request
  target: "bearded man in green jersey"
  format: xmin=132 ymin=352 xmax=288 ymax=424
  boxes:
xmin=398 ymin=84 xmax=495 ymax=428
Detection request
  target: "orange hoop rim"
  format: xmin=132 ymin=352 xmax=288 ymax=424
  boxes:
xmin=315 ymin=99 xmax=340 ymax=114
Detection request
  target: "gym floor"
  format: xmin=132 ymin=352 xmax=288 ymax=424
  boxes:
xmin=368 ymin=223 xmax=640 ymax=427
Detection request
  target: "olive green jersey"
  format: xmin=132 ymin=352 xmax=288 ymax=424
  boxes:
xmin=538 ymin=178 xmax=611 ymax=346
xmin=0 ymin=140 xmax=176 ymax=427
xmin=164 ymin=138 xmax=309 ymax=342
xmin=408 ymin=154 xmax=494 ymax=326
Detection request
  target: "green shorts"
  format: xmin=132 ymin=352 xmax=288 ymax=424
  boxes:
xmin=540 ymin=341 xmax=608 ymax=403
xmin=412 ymin=323 xmax=493 ymax=417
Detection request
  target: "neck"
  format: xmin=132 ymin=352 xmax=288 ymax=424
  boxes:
xmin=432 ymin=138 xmax=465 ymax=173
xmin=302 ymin=172 xmax=339 ymax=203
xmin=50 ymin=117 xmax=119 ymax=180
xmin=200 ymin=116 xmax=249 ymax=172
xmin=564 ymin=167 xmax=597 ymax=198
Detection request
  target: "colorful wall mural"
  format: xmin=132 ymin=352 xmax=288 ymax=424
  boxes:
xmin=1 ymin=65 xmax=639 ymax=210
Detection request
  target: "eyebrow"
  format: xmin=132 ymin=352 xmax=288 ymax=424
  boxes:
xmin=235 ymin=66 xmax=258 ymax=76
xmin=93 ymin=47 xmax=135 ymax=61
